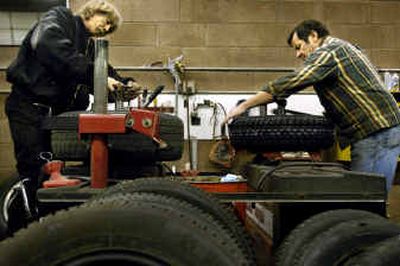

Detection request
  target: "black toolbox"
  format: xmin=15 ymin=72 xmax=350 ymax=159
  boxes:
xmin=243 ymin=162 xmax=386 ymax=196
xmin=240 ymin=162 xmax=387 ymax=243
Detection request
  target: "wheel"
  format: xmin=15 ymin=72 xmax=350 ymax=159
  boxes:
xmin=51 ymin=129 xmax=89 ymax=161
xmin=0 ymin=192 xmax=252 ymax=266
xmin=346 ymin=235 xmax=400 ymax=266
xmin=44 ymin=111 xmax=183 ymax=162
xmin=293 ymin=218 xmax=400 ymax=266
xmin=98 ymin=177 xmax=256 ymax=262
xmin=275 ymin=209 xmax=385 ymax=266
xmin=0 ymin=175 xmax=31 ymax=240
xmin=228 ymin=114 xmax=334 ymax=151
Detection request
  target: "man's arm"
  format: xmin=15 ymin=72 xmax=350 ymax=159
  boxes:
xmin=224 ymin=91 xmax=273 ymax=123
xmin=265 ymin=49 xmax=336 ymax=96
xmin=107 ymin=65 xmax=141 ymax=92
xmin=225 ymin=49 xmax=336 ymax=122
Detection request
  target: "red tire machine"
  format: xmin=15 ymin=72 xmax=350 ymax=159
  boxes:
xmin=39 ymin=39 xmax=164 ymax=198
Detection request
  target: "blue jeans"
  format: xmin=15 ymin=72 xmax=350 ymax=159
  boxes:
xmin=351 ymin=125 xmax=400 ymax=192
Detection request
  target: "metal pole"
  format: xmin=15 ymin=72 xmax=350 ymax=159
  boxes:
xmin=93 ymin=38 xmax=108 ymax=114
xmin=174 ymin=78 xmax=180 ymax=116
xmin=1 ymin=66 xmax=400 ymax=73
xmin=112 ymin=66 xmax=297 ymax=72
xmin=91 ymin=38 xmax=109 ymax=188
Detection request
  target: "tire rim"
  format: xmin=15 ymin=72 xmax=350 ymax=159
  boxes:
xmin=2 ymin=181 xmax=23 ymax=222
xmin=61 ymin=250 xmax=169 ymax=266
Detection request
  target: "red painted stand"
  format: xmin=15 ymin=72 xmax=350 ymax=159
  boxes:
xmin=191 ymin=181 xmax=249 ymax=222
xmin=78 ymin=109 xmax=161 ymax=189
xmin=42 ymin=160 xmax=82 ymax=188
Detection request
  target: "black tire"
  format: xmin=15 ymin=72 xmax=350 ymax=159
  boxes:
xmin=98 ymin=177 xmax=256 ymax=262
xmin=51 ymin=130 xmax=90 ymax=161
xmin=346 ymin=235 xmax=400 ymax=266
xmin=294 ymin=218 xmax=400 ymax=266
xmin=156 ymin=113 xmax=184 ymax=161
xmin=0 ymin=176 xmax=31 ymax=240
xmin=228 ymin=115 xmax=334 ymax=151
xmin=275 ymin=209 xmax=385 ymax=266
xmin=44 ymin=111 xmax=183 ymax=162
xmin=0 ymin=192 xmax=252 ymax=266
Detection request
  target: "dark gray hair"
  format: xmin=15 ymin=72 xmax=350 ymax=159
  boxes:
xmin=287 ymin=20 xmax=330 ymax=46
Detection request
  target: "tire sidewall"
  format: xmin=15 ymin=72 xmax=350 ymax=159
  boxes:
xmin=298 ymin=218 xmax=400 ymax=266
xmin=276 ymin=209 xmax=384 ymax=266
xmin=100 ymin=178 xmax=256 ymax=261
xmin=0 ymin=193 xmax=249 ymax=266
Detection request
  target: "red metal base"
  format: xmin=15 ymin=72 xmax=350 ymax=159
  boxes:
xmin=78 ymin=109 xmax=161 ymax=189
xmin=191 ymin=181 xmax=248 ymax=222
xmin=42 ymin=161 xmax=82 ymax=188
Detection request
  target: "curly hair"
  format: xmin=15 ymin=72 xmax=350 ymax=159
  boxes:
xmin=77 ymin=0 xmax=122 ymax=34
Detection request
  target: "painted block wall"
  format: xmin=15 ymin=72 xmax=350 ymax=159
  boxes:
xmin=1 ymin=0 xmax=400 ymax=174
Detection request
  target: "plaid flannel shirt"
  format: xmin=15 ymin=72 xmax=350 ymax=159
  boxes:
xmin=263 ymin=36 xmax=400 ymax=148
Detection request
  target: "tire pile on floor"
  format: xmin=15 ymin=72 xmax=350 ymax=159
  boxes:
xmin=0 ymin=178 xmax=257 ymax=265
xmin=275 ymin=209 xmax=400 ymax=266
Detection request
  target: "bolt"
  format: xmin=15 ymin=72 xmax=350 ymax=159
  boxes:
xmin=142 ymin=118 xmax=152 ymax=128
xmin=126 ymin=118 xmax=134 ymax=127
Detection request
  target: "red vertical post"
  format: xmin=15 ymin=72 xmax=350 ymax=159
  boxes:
xmin=91 ymin=134 xmax=108 ymax=188
xmin=233 ymin=202 xmax=247 ymax=223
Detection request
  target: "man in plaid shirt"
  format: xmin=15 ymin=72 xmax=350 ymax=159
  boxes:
xmin=226 ymin=19 xmax=400 ymax=192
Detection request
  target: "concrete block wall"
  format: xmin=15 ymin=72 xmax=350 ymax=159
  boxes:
xmin=1 ymin=0 xmax=400 ymax=174
xmin=69 ymin=0 xmax=400 ymax=92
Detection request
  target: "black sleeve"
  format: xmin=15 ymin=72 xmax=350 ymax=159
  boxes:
xmin=108 ymin=64 xmax=135 ymax=84
xmin=32 ymin=7 xmax=93 ymax=85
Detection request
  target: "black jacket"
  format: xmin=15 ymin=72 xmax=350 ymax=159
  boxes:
xmin=7 ymin=6 xmax=130 ymax=110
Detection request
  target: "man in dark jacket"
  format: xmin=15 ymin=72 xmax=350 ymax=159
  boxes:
xmin=5 ymin=0 xmax=138 ymax=214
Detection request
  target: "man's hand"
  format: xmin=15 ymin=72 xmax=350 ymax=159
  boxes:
xmin=126 ymin=80 xmax=141 ymax=91
xmin=223 ymin=104 xmax=248 ymax=124
xmin=108 ymin=77 xmax=142 ymax=101
xmin=107 ymin=77 xmax=122 ymax=92
xmin=123 ymin=80 xmax=142 ymax=100
xmin=223 ymin=91 xmax=274 ymax=124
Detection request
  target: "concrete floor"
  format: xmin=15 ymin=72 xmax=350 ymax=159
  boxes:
xmin=388 ymin=185 xmax=400 ymax=223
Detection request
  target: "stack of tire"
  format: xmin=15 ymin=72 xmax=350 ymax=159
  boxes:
xmin=42 ymin=111 xmax=184 ymax=178
xmin=0 ymin=178 xmax=257 ymax=265
xmin=275 ymin=209 xmax=400 ymax=266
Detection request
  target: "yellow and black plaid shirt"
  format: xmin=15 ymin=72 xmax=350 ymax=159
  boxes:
xmin=263 ymin=36 xmax=400 ymax=148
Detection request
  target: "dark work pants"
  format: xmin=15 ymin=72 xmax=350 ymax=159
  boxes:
xmin=5 ymin=90 xmax=51 ymax=189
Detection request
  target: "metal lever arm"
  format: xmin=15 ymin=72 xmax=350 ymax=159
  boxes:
xmin=144 ymin=85 xmax=165 ymax=107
